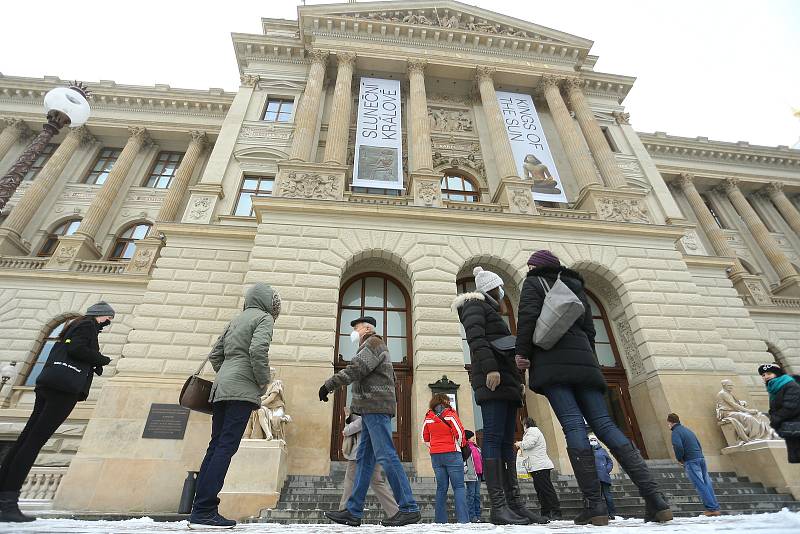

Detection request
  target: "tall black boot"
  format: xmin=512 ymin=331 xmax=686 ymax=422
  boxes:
xmin=501 ymin=459 xmax=548 ymax=524
xmin=0 ymin=491 xmax=35 ymax=523
xmin=609 ymin=442 xmax=672 ymax=523
xmin=483 ymin=459 xmax=529 ymax=525
xmin=567 ymin=448 xmax=609 ymax=526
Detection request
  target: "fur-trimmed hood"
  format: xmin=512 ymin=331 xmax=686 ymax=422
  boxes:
xmin=451 ymin=291 xmax=485 ymax=311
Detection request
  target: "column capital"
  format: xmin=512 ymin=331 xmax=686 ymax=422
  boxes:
xmin=239 ymin=74 xmax=260 ymax=87
xmin=612 ymin=111 xmax=631 ymax=125
xmin=306 ymin=48 xmax=330 ymax=65
xmin=676 ymin=172 xmax=696 ymax=187
xmin=407 ymin=58 xmax=427 ymax=75
xmin=3 ymin=117 xmax=31 ymax=138
xmin=719 ymin=177 xmax=741 ymax=195
xmin=540 ymin=74 xmax=562 ymax=89
xmin=766 ymin=181 xmax=784 ymax=196
xmin=189 ymin=130 xmax=209 ymax=148
xmin=336 ymin=51 xmax=357 ymax=67
xmin=70 ymin=125 xmax=97 ymax=146
xmin=562 ymin=76 xmax=585 ymax=92
xmin=127 ymin=126 xmax=152 ymax=146
xmin=475 ymin=66 xmax=496 ymax=83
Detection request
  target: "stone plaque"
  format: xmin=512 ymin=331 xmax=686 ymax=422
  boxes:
xmin=142 ymin=403 xmax=190 ymax=440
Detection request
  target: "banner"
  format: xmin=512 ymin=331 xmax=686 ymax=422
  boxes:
xmin=496 ymin=91 xmax=568 ymax=203
xmin=352 ymin=77 xmax=404 ymax=190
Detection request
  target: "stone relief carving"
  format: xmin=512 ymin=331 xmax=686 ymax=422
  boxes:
xmin=596 ymin=198 xmax=650 ymax=224
xmin=130 ymin=247 xmax=155 ymax=271
xmin=681 ymin=232 xmax=699 ymax=252
xmin=417 ymin=181 xmax=440 ymax=206
xmin=612 ymin=111 xmax=631 ymax=125
xmin=745 ymin=281 xmax=772 ymax=306
xmin=240 ymin=74 xmax=260 ymax=87
xmin=281 ymin=171 xmax=341 ymax=200
xmin=432 ymin=151 xmax=486 ymax=180
xmin=615 ymin=319 xmax=644 ymax=377
xmin=239 ymin=125 xmax=292 ymax=141
xmin=716 ymin=380 xmax=779 ymax=444
xmin=357 ymin=10 xmax=532 ymax=37
xmin=428 ymin=108 xmax=473 ymax=132
xmin=510 ymin=188 xmax=532 ymax=213
xmin=427 ymin=93 xmax=472 ymax=107
xmin=54 ymin=245 xmax=77 ymax=265
xmin=188 ymin=197 xmax=212 ymax=221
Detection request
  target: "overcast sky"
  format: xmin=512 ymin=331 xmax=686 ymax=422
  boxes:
xmin=3 ymin=0 xmax=798 ymax=147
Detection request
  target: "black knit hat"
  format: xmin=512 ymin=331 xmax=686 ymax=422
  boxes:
xmin=86 ymin=301 xmax=115 ymax=317
xmin=758 ymin=363 xmax=784 ymax=376
xmin=350 ymin=316 xmax=376 ymax=328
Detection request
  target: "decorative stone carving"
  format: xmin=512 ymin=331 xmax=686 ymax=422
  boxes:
xmin=427 ymin=93 xmax=472 ymax=107
xmin=407 ymin=58 xmax=427 ymax=75
xmin=615 ymin=319 xmax=644 ymax=377
xmin=244 ymin=373 xmax=292 ymax=441
xmin=428 ymin=108 xmax=473 ymax=132
xmin=54 ymin=245 xmax=77 ymax=265
xmin=716 ymin=380 xmax=779 ymax=444
xmin=131 ymin=247 xmax=154 ymax=271
xmin=509 ymin=188 xmax=532 ymax=213
xmin=432 ymin=152 xmax=486 ymax=180
xmin=281 ymin=171 xmax=340 ymax=200
xmin=240 ymin=74 xmax=260 ymax=87
xmin=475 ymin=66 xmax=496 ymax=82
xmin=238 ymin=125 xmax=292 ymax=141
xmin=127 ymin=126 xmax=152 ymax=147
xmin=596 ymin=197 xmax=650 ymax=224
xmin=417 ymin=181 xmax=439 ymax=206
xmin=188 ymin=196 xmax=212 ymax=221
xmin=612 ymin=111 xmax=631 ymax=125
xmin=72 ymin=125 xmax=97 ymax=146
xmin=337 ymin=51 xmax=357 ymax=67
xmin=679 ymin=229 xmax=707 ymax=256
xmin=306 ymin=48 xmax=330 ymax=65
xmin=745 ymin=280 xmax=772 ymax=306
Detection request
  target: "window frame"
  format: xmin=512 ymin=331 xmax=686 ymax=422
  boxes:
xmin=586 ymin=291 xmax=623 ymax=369
xmin=82 ymin=148 xmax=122 ymax=185
xmin=261 ymin=97 xmax=295 ymax=123
xmin=23 ymin=316 xmax=79 ymax=387
xmin=233 ymin=175 xmax=275 ymax=217
xmin=143 ymin=151 xmax=184 ymax=189
xmin=38 ymin=219 xmax=81 ymax=257
xmin=108 ymin=222 xmax=152 ymax=261
xmin=24 ymin=143 xmax=57 ymax=181
xmin=441 ymin=172 xmax=481 ymax=203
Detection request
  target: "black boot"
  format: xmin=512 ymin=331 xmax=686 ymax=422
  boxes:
xmin=610 ymin=442 xmax=673 ymax=523
xmin=567 ymin=448 xmax=609 ymax=526
xmin=0 ymin=491 xmax=35 ymax=523
xmin=483 ymin=459 xmax=529 ymax=525
xmin=502 ymin=460 xmax=548 ymax=524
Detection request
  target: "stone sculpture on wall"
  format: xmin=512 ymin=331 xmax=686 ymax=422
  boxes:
xmin=716 ymin=379 xmax=779 ymax=444
xmin=428 ymin=108 xmax=473 ymax=132
xmin=244 ymin=371 xmax=292 ymax=441
xmin=281 ymin=171 xmax=341 ymax=200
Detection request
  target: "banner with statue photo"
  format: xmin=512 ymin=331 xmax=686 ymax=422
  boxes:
xmin=352 ymin=77 xmax=404 ymax=190
xmin=496 ymin=91 xmax=568 ymax=203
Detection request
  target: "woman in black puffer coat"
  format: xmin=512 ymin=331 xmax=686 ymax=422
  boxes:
xmin=515 ymin=250 xmax=671 ymax=527
xmin=0 ymin=302 xmax=115 ymax=523
xmin=453 ymin=267 xmax=546 ymax=526
xmin=758 ymin=363 xmax=800 ymax=463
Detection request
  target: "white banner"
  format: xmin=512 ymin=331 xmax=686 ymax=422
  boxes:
xmin=352 ymin=77 xmax=403 ymax=190
xmin=496 ymin=91 xmax=568 ymax=203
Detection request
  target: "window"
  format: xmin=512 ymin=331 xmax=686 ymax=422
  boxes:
xmin=83 ymin=148 xmax=121 ymax=185
xmin=24 ymin=318 xmax=76 ymax=386
xmin=601 ymin=127 xmax=620 ymax=153
xmin=262 ymin=98 xmax=294 ymax=122
xmin=143 ymin=151 xmax=184 ymax=188
xmin=24 ymin=143 xmax=57 ymax=180
xmin=234 ymin=176 xmax=274 ymax=216
xmin=700 ymin=194 xmax=726 ymax=229
xmin=441 ymin=173 xmax=480 ymax=202
xmin=587 ymin=294 xmax=620 ymax=368
xmin=109 ymin=223 xmax=151 ymax=261
xmin=350 ymin=187 xmax=403 ymax=196
xmin=38 ymin=219 xmax=81 ymax=257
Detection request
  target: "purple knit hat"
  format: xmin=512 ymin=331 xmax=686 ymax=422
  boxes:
xmin=528 ymin=250 xmax=561 ymax=268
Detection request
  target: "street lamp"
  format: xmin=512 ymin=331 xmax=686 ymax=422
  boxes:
xmin=0 ymin=81 xmax=91 ymax=212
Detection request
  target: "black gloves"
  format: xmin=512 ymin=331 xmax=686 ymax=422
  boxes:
xmin=319 ymin=385 xmax=330 ymax=402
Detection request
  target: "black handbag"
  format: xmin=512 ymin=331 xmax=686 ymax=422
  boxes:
xmin=777 ymin=421 xmax=800 ymax=439
xmin=179 ymin=357 xmax=214 ymax=415
xmin=490 ymin=335 xmax=517 ymax=357
xmin=36 ymin=325 xmax=93 ymax=395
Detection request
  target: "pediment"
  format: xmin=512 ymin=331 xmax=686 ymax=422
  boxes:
xmin=299 ymin=0 xmax=593 ymax=49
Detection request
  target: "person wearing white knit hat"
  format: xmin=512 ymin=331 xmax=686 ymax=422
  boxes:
xmin=473 ymin=267 xmax=505 ymax=297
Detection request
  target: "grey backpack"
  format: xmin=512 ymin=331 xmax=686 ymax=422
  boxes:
xmin=532 ymin=274 xmax=585 ymax=350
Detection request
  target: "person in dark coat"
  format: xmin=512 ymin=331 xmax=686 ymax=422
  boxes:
xmin=758 ymin=363 xmax=800 ymax=463
xmin=0 ymin=302 xmax=115 ymax=523
xmin=515 ymin=250 xmax=671 ymax=526
xmin=452 ymin=266 xmax=546 ymax=526
xmin=589 ymin=435 xmax=617 ymax=519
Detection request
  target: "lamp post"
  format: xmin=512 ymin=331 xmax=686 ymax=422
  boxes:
xmin=0 ymin=82 xmax=91 ymax=212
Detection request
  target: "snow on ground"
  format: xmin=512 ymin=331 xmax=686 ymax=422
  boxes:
xmin=1 ymin=510 xmax=799 ymax=534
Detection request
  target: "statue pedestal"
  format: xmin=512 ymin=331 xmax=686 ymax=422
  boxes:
xmin=721 ymin=440 xmax=800 ymax=499
xmin=218 ymin=439 xmax=288 ymax=520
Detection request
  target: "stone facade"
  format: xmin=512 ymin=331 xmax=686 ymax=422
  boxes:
xmin=0 ymin=0 xmax=798 ymax=515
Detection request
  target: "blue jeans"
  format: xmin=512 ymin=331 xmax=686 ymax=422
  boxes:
xmin=465 ymin=480 xmax=481 ymax=520
xmin=346 ymin=413 xmax=419 ymax=518
xmin=431 ymin=452 xmax=469 ymax=523
xmin=542 ymin=385 xmax=629 ymax=451
xmin=480 ymin=400 xmax=518 ymax=461
xmin=600 ymin=482 xmax=616 ymax=516
xmin=192 ymin=400 xmax=255 ymax=516
xmin=684 ymin=458 xmax=720 ymax=511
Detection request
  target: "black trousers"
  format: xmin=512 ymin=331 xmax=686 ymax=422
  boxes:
xmin=0 ymin=387 xmax=79 ymax=492
xmin=530 ymin=469 xmax=561 ymax=515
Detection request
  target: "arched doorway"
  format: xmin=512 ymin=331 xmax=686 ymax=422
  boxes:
xmin=587 ymin=291 xmax=648 ymax=456
xmin=330 ymin=273 xmax=414 ymax=461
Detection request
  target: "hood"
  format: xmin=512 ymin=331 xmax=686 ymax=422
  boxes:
xmin=451 ymin=291 xmax=485 ymax=311
xmin=244 ymin=282 xmax=281 ymax=320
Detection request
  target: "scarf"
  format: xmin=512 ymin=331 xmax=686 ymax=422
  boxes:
xmin=767 ymin=374 xmax=794 ymax=401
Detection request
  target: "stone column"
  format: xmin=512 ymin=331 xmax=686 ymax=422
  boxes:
xmin=722 ymin=178 xmax=798 ymax=283
xmin=677 ymin=173 xmax=744 ymax=274
xmin=0 ymin=118 xmax=30 ymax=160
xmin=407 ymin=59 xmax=434 ymax=173
xmin=154 ymin=131 xmax=207 ymax=229
xmin=0 ymin=126 xmax=95 ymax=253
xmin=564 ymin=78 xmax=627 ymax=189
xmin=539 ymin=76 xmax=599 ymax=191
xmin=322 ymin=53 xmax=356 ymax=165
xmin=766 ymin=182 xmax=800 ymax=237
xmin=288 ymin=49 xmax=329 ymax=162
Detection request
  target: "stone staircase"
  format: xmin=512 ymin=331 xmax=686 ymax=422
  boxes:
xmin=252 ymin=460 xmax=800 ymax=524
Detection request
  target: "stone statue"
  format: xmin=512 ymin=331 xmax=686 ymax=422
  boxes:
xmin=244 ymin=369 xmax=292 ymax=441
xmin=715 ymin=379 xmax=779 ymax=444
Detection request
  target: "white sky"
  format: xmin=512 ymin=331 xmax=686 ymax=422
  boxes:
xmin=3 ymin=0 xmax=799 ymax=147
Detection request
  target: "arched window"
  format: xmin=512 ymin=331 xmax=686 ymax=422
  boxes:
xmin=441 ymin=172 xmax=480 ymax=202
xmin=587 ymin=294 xmax=621 ymax=368
xmin=38 ymin=219 xmax=81 ymax=257
xmin=109 ymin=223 xmax=151 ymax=261
xmin=24 ymin=317 xmax=76 ymax=386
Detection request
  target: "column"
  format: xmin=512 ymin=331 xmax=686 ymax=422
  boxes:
xmin=1 ymin=126 xmax=94 ymax=239
xmin=722 ymin=178 xmax=798 ymax=282
xmin=288 ymin=49 xmax=329 ymax=161
xmin=677 ymin=173 xmax=744 ymax=274
xmin=322 ymin=53 xmax=356 ymax=165
xmin=0 ymin=118 xmax=30 ymax=160
xmin=154 ymin=131 xmax=207 ymax=229
xmin=76 ymin=126 xmax=150 ymax=241
xmin=564 ymin=78 xmax=627 ymax=189
xmin=766 ymin=182 xmax=800 ymax=237
xmin=407 ymin=59 xmax=434 ymax=173
xmin=539 ymin=76 xmax=599 ymax=191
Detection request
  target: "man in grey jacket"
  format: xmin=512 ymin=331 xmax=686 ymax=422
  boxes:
xmin=189 ymin=282 xmax=279 ymax=530
xmin=320 ymin=316 xmax=420 ymax=527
